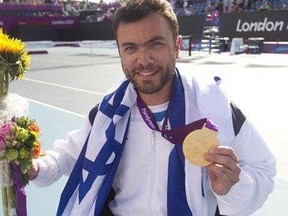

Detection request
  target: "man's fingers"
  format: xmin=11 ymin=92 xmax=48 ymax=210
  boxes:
xmin=208 ymin=146 xmax=239 ymax=164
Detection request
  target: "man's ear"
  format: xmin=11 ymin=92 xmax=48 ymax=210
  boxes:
xmin=176 ymin=35 xmax=183 ymax=48
xmin=175 ymin=35 xmax=182 ymax=58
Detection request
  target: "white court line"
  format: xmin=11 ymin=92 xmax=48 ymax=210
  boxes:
xmin=24 ymin=78 xmax=106 ymax=96
xmin=26 ymin=97 xmax=85 ymax=118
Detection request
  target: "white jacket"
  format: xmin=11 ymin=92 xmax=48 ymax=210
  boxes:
xmin=33 ymin=72 xmax=276 ymax=216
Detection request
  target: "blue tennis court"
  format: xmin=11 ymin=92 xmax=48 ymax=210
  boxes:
xmin=26 ymin=101 xmax=82 ymax=216
xmin=5 ymin=42 xmax=288 ymax=215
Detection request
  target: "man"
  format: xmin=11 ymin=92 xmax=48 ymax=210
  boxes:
xmin=28 ymin=0 xmax=276 ymax=215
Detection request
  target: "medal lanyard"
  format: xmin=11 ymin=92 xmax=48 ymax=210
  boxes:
xmin=136 ymin=93 xmax=169 ymax=132
xmin=136 ymin=93 xmax=218 ymax=144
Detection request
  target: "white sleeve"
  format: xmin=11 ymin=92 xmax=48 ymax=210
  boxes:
xmin=192 ymin=77 xmax=276 ymax=215
xmin=216 ymin=120 xmax=277 ymax=215
xmin=31 ymin=116 xmax=92 ymax=187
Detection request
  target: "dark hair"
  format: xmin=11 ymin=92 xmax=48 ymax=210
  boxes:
xmin=112 ymin=0 xmax=179 ymax=41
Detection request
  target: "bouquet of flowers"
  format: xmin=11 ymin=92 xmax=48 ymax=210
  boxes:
xmin=0 ymin=28 xmax=30 ymax=101
xmin=0 ymin=116 xmax=43 ymax=216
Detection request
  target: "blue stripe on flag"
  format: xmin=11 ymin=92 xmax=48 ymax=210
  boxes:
xmin=101 ymin=81 xmax=130 ymax=118
xmin=79 ymin=139 xmax=121 ymax=202
xmin=56 ymin=133 xmax=90 ymax=216
xmin=167 ymin=71 xmax=192 ymax=215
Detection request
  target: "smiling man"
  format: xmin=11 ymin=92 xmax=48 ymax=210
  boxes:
xmin=28 ymin=0 xmax=276 ymax=215
xmin=116 ymin=12 xmax=178 ymax=104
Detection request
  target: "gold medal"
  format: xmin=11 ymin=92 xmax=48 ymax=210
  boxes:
xmin=183 ymin=123 xmax=219 ymax=166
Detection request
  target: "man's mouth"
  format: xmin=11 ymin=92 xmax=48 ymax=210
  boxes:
xmin=138 ymin=70 xmax=159 ymax=76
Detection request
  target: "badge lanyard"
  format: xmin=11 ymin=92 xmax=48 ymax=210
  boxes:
xmin=136 ymin=94 xmax=218 ymax=144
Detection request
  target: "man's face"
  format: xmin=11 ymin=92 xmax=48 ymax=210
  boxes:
xmin=116 ymin=13 xmax=180 ymax=95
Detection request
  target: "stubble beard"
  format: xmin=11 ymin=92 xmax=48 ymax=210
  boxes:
xmin=123 ymin=61 xmax=176 ymax=95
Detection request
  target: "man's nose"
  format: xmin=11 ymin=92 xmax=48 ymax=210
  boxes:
xmin=136 ymin=47 xmax=153 ymax=65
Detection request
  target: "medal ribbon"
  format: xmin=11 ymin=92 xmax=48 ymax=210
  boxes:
xmin=11 ymin=163 xmax=27 ymax=216
xmin=137 ymin=94 xmax=218 ymax=144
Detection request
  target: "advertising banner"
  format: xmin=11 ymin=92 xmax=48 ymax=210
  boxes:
xmin=178 ymin=15 xmax=207 ymax=41
xmin=219 ymin=10 xmax=288 ymax=41
xmin=0 ymin=16 xmax=78 ymax=32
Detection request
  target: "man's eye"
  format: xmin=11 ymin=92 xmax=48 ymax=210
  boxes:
xmin=124 ymin=46 xmax=136 ymax=52
xmin=149 ymin=41 xmax=163 ymax=48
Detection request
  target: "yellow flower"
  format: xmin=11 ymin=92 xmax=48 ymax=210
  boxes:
xmin=0 ymin=28 xmax=30 ymax=81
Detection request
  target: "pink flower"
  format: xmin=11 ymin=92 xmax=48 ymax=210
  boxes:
xmin=0 ymin=122 xmax=13 ymax=136
xmin=0 ymin=134 xmax=6 ymax=151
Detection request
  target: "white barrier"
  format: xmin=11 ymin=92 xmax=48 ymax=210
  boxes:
xmin=230 ymin=38 xmax=244 ymax=55
xmin=25 ymin=40 xmax=117 ymax=64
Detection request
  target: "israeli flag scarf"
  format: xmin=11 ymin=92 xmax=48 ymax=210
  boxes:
xmin=57 ymin=70 xmax=208 ymax=216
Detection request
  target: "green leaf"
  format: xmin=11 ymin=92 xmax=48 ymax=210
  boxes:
xmin=23 ymin=132 xmax=36 ymax=149
xmin=20 ymin=158 xmax=32 ymax=174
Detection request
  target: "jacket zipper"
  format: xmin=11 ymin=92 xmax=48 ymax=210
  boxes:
xmin=148 ymin=130 xmax=156 ymax=215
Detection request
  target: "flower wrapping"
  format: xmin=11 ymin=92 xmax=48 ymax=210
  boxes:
xmin=0 ymin=26 xmax=33 ymax=216
xmin=0 ymin=116 xmax=43 ymax=216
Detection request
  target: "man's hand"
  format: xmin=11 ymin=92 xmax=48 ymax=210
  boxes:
xmin=205 ymin=146 xmax=241 ymax=195
xmin=26 ymin=161 xmax=39 ymax=180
